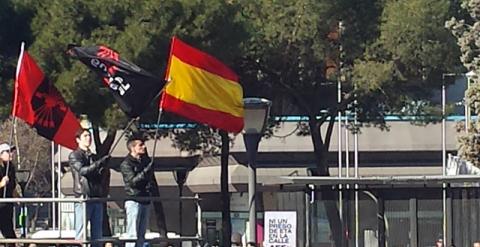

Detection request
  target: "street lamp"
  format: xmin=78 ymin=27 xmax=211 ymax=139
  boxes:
xmin=16 ymin=169 xmax=31 ymax=237
xmin=173 ymin=168 xmax=189 ymax=235
xmin=243 ymin=97 xmax=272 ymax=247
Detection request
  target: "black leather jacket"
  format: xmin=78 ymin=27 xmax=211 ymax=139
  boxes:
xmin=0 ymin=161 xmax=17 ymax=208
xmin=120 ymin=154 xmax=154 ymax=201
xmin=69 ymin=148 xmax=109 ymax=198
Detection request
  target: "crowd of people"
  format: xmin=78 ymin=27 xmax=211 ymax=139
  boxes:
xmin=0 ymin=127 xmax=166 ymax=247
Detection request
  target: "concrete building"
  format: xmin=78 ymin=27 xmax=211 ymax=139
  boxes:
xmin=55 ymin=118 xmax=469 ymax=246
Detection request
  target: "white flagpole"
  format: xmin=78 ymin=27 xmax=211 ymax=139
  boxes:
xmin=151 ymin=89 xmax=168 ymax=160
xmin=15 ymin=42 xmax=25 ymax=79
xmin=51 ymin=141 xmax=56 ymax=230
xmin=151 ymin=107 xmax=163 ymax=160
xmin=354 ymin=97 xmax=359 ymax=247
xmin=107 ymin=117 xmax=138 ymax=156
xmin=4 ymin=42 xmax=24 ymax=198
xmin=57 ymin=144 xmax=62 ymax=235
xmin=345 ymin=113 xmax=349 ymax=179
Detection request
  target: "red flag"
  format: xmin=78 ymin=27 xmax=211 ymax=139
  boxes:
xmin=12 ymin=48 xmax=80 ymax=150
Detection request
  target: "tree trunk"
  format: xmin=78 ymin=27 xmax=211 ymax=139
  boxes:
xmin=377 ymin=192 xmax=385 ymax=247
xmin=91 ymin=125 xmax=116 ymax=156
xmin=91 ymin=126 xmax=119 ymax=239
xmin=309 ymin=118 xmax=344 ymax=247
xmin=150 ymin=177 xmax=168 ymax=237
xmin=220 ymin=130 xmax=232 ymax=247
xmin=30 ymin=203 xmax=39 ymax=232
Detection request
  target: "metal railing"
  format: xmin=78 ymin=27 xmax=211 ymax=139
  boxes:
xmin=0 ymin=195 xmax=203 ymax=246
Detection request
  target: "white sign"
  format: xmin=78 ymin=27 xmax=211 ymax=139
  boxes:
xmin=264 ymin=211 xmax=297 ymax=247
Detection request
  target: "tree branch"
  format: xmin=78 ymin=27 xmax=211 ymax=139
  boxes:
xmin=92 ymin=124 xmax=102 ymax=151
xmin=248 ymin=57 xmax=315 ymax=116
xmin=318 ymin=92 xmax=354 ymax=126
xmin=24 ymin=151 xmax=39 ymax=191
xmin=91 ymin=124 xmax=117 ymax=156
xmin=98 ymin=129 xmax=117 ymax=156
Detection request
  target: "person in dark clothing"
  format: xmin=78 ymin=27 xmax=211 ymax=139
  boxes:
xmin=69 ymin=128 xmax=110 ymax=247
xmin=120 ymin=136 xmax=155 ymax=247
xmin=0 ymin=143 xmax=18 ymax=246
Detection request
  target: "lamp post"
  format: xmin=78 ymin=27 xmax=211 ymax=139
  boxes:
xmin=243 ymin=98 xmax=272 ymax=247
xmin=173 ymin=168 xmax=189 ymax=236
xmin=16 ymin=169 xmax=30 ymax=238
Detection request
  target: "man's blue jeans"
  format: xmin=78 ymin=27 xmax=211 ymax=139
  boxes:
xmin=74 ymin=201 xmax=103 ymax=247
xmin=125 ymin=200 xmax=150 ymax=247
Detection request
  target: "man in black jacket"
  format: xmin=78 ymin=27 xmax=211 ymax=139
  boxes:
xmin=120 ymin=135 xmax=154 ymax=247
xmin=0 ymin=143 xmax=18 ymax=247
xmin=69 ymin=128 xmax=110 ymax=247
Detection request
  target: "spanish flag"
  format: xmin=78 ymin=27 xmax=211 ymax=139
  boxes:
xmin=162 ymin=37 xmax=244 ymax=133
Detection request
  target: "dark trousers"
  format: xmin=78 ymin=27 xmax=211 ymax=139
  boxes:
xmin=102 ymin=202 xmax=112 ymax=237
xmin=0 ymin=204 xmax=17 ymax=247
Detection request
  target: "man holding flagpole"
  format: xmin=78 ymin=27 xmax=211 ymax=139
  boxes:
xmin=0 ymin=143 xmax=18 ymax=246
xmin=69 ymin=128 xmax=110 ymax=247
xmin=120 ymin=135 xmax=156 ymax=247
xmin=67 ymin=44 xmax=169 ymax=238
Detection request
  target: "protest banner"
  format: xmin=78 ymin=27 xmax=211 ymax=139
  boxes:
xmin=264 ymin=211 xmax=297 ymax=247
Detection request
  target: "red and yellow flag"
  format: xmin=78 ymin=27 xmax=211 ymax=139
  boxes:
xmin=162 ymin=37 xmax=244 ymax=133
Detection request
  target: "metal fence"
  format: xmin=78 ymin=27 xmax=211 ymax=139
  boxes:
xmin=289 ymin=176 xmax=480 ymax=247
xmin=0 ymin=196 xmax=203 ymax=246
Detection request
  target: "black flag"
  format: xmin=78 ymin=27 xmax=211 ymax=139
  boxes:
xmin=67 ymin=45 xmax=164 ymax=118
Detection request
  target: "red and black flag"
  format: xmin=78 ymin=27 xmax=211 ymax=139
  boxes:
xmin=67 ymin=45 xmax=164 ymax=118
xmin=13 ymin=46 xmax=80 ymax=150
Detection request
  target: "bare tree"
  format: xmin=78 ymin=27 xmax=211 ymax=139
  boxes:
xmin=0 ymin=119 xmax=52 ymax=230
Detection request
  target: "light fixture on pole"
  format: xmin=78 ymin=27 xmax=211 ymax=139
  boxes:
xmin=173 ymin=168 xmax=189 ymax=235
xmin=16 ymin=169 xmax=31 ymax=238
xmin=243 ymin=97 xmax=271 ymax=247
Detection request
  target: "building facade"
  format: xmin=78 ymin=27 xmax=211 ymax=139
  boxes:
xmin=56 ymin=119 xmax=474 ymax=246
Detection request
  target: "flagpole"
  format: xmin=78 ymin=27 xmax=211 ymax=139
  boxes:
xmin=148 ymin=37 xmax=173 ymax=159
xmin=151 ymin=37 xmax=174 ymax=158
xmin=108 ymin=117 xmax=138 ymax=156
xmin=13 ymin=42 xmax=25 ymax=115
xmin=151 ymin=109 xmax=163 ymax=159
xmin=3 ymin=117 xmax=16 ymax=199
xmin=57 ymin=144 xmax=62 ymax=236
xmin=151 ymin=93 xmax=166 ymax=160
xmin=51 ymin=141 xmax=56 ymax=230
xmin=4 ymin=42 xmax=25 ymax=198
xmin=14 ymin=119 xmax=20 ymax=166
xmin=107 ymin=80 xmax=166 ymax=157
